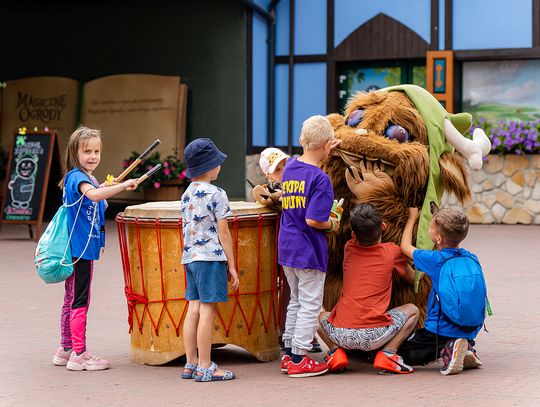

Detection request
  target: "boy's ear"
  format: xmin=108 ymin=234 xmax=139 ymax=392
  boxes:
xmin=351 ymin=230 xmax=356 ymax=240
xmin=382 ymin=222 xmax=387 ymax=231
xmin=429 ymin=201 xmax=439 ymax=215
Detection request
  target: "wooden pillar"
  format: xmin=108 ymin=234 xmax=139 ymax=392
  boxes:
xmin=426 ymin=50 xmax=454 ymax=112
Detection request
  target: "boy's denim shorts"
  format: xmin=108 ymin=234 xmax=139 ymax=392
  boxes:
xmin=184 ymin=261 xmax=228 ymax=303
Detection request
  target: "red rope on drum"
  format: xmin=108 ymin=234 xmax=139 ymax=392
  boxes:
xmin=265 ymin=213 xmax=279 ymax=329
xmin=178 ymin=218 xmax=188 ymax=336
xmin=248 ymin=213 xmax=268 ymax=332
xmin=131 ymin=218 xmax=148 ymax=334
xmin=117 ymin=215 xmax=135 ymax=332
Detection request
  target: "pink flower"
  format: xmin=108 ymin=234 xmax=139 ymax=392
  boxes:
xmin=178 ymin=169 xmax=187 ymax=180
xmin=122 ymin=160 xmax=129 ymax=169
xmin=163 ymin=161 xmax=169 ymax=168
xmin=147 ymin=165 xmax=153 ymax=171
xmin=163 ymin=168 xmax=171 ymax=176
xmin=170 ymin=166 xmax=175 ymax=171
xmin=153 ymin=182 xmax=161 ymax=189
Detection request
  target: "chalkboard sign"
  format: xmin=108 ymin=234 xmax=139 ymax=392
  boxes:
xmin=1 ymin=131 xmax=58 ymax=238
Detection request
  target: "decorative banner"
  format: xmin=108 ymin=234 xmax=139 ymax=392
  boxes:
xmin=0 ymin=77 xmax=79 ymax=151
xmin=426 ymin=51 xmax=454 ymax=113
xmin=81 ymin=74 xmax=181 ymax=198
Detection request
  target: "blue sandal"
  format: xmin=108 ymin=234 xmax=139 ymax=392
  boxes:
xmin=181 ymin=363 xmax=198 ymax=379
xmin=194 ymin=362 xmax=235 ymax=382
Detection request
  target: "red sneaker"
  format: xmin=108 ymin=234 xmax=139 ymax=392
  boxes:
xmin=324 ymin=347 xmax=348 ymax=372
xmin=373 ymin=351 xmax=413 ymax=374
xmin=280 ymin=354 xmax=292 ymax=373
xmin=287 ymin=356 xmax=329 ymax=378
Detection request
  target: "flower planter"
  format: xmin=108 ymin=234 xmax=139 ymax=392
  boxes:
xmin=144 ymin=181 xmax=185 ymax=201
xmin=442 ymin=154 xmax=540 ymax=224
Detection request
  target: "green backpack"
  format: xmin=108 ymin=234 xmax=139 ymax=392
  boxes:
xmin=34 ymin=192 xmax=96 ymax=284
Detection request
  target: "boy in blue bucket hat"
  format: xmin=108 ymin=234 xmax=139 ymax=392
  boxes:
xmin=180 ymin=138 xmax=240 ymax=382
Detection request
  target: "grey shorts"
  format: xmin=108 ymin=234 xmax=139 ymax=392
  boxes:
xmin=321 ymin=308 xmax=408 ymax=351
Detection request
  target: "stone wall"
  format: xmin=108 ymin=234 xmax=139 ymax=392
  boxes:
xmin=442 ymin=155 xmax=540 ymax=224
xmin=246 ymin=154 xmax=540 ymax=224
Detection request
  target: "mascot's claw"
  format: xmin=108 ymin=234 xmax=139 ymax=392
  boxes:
xmin=345 ymin=162 xmax=394 ymax=201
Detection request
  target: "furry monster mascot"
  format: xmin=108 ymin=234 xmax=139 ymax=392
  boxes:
xmin=323 ymin=85 xmax=491 ymax=324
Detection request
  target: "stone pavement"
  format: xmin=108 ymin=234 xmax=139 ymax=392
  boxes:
xmin=1 ymin=221 xmax=539 ymax=407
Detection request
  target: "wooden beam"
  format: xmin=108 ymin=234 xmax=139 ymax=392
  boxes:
xmin=430 ymin=0 xmax=439 ymax=50
xmin=445 ymin=0 xmax=452 ymax=50
xmin=327 ymin=0 xmax=336 ymax=114
xmin=533 ymin=0 xmax=540 ymax=47
xmin=454 ymin=47 xmax=540 ymax=60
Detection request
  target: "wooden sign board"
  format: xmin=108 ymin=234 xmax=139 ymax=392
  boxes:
xmin=0 ymin=130 xmax=59 ymax=239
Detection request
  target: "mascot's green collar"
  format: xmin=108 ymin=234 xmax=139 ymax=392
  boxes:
xmin=384 ymin=84 xmax=472 ymax=250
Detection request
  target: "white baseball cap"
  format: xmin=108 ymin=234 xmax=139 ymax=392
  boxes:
xmin=259 ymin=148 xmax=290 ymax=175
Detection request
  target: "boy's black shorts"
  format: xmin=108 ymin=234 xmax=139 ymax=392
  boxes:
xmin=398 ymin=328 xmax=453 ymax=366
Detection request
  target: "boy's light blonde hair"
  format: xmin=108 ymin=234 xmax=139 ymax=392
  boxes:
xmin=432 ymin=208 xmax=469 ymax=243
xmin=299 ymin=115 xmax=334 ymax=150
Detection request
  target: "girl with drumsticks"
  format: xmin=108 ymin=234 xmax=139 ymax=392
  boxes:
xmin=53 ymin=126 xmax=138 ymax=371
xmin=180 ymin=138 xmax=240 ymax=382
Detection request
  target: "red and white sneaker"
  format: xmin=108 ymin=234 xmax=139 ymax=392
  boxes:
xmin=287 ymin=356 xmax=329 ymax=378
xmin=280 ymin=354 xmax=292 ymax=373
xmin=373 ymin=351 xmax=414 ymax=374
xmin=66 ymin=351 xmax=110 ymax=371
xmin=53 ymin=347 xmax=72 ymax=366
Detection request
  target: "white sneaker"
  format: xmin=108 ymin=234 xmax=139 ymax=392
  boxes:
xmin=53 ymin=347 xmax=72 ymax=366
xmin=66 ymin=351 xmax=110 ymax=371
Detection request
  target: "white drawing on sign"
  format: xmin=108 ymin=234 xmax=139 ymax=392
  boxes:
xmin=8 ymin=153 xmax=38 ymax=209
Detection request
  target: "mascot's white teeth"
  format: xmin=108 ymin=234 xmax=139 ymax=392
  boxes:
xmin=334 ymin=148 xmax=395 ymax=176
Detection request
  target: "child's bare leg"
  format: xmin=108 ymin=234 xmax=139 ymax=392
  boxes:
xmin=317 ymin=311 xmax=337 ymax=351
xmin=383 ymin=304 xmax=419 ymax=353
xmin=183 ymin=300 xmax=200 ymax=369
xmin=197 ymin=302 xmax=217 ymax=369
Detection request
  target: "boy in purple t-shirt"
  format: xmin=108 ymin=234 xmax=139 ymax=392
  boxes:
xmin=279 ymin=115 xmax=340 ymax=378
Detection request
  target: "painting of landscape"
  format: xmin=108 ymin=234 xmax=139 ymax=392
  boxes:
xmin=462 ymin=60 xmax=540 ymax=122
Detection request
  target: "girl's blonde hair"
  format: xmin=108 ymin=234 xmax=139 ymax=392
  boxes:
xmin=299 ymin=115 xmax=334 ymax=150
xmin=58 ymin=126 xmax=102 ymax=188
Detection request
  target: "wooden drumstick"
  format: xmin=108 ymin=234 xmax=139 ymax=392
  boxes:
xmin=135 ymin=163 xmax=162 ymax=187
xmin=116 ymin=139 xmax=161 ymax=182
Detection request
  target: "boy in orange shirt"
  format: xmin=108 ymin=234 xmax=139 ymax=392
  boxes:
xmin=318 ymin=203 xmax=419 ymax=374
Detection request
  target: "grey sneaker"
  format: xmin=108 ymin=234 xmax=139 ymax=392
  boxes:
xmin=463 ymin=344 xmax=483 ymax=369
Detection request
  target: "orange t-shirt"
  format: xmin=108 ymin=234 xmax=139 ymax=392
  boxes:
xmin=328 ymin=239 xmax=407 ymax=328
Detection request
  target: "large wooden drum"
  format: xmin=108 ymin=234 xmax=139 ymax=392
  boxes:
xmin=115 ymin=201 xmax=281 ymax=365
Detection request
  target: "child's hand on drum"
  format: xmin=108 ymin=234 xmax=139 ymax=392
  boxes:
xmin=228 ymin=266 xmax=239 ymax=290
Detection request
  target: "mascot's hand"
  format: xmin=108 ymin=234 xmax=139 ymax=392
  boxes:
xmin=253 ymin=185 xmax=281 ymax=206
xmin=345 ymin=161 xmax=393 ymax=201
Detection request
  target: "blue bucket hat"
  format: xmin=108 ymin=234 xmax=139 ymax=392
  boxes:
xmin=184 ymin=138 xmax=227 ymax=179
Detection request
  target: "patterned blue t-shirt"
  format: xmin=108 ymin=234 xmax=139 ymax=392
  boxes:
xmin=180 ymin=181 xmax=232 ymax=264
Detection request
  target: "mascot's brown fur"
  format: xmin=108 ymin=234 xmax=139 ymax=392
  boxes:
xmin=323 ymin=90 xmax=471 ymax=325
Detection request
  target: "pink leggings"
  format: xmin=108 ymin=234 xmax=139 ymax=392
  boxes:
xmin=60 ymin=259 xmax=93 ymax=353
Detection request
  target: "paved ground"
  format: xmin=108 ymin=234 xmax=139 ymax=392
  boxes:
xmin=1 ymin=221 xmax=539 ymax=407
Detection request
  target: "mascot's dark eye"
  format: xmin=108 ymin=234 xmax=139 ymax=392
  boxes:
xmin=384 ymin=124 xmax=409 ymax=143
xmin=346 ymin=109 xmax=365 ymax=128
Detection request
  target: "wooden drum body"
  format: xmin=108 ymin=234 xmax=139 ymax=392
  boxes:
xmin=116 ymin=201 xmax=281 ymax=365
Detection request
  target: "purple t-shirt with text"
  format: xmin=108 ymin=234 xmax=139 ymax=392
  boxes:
xmin=278 ymin=158 xmax=334 ymax=272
